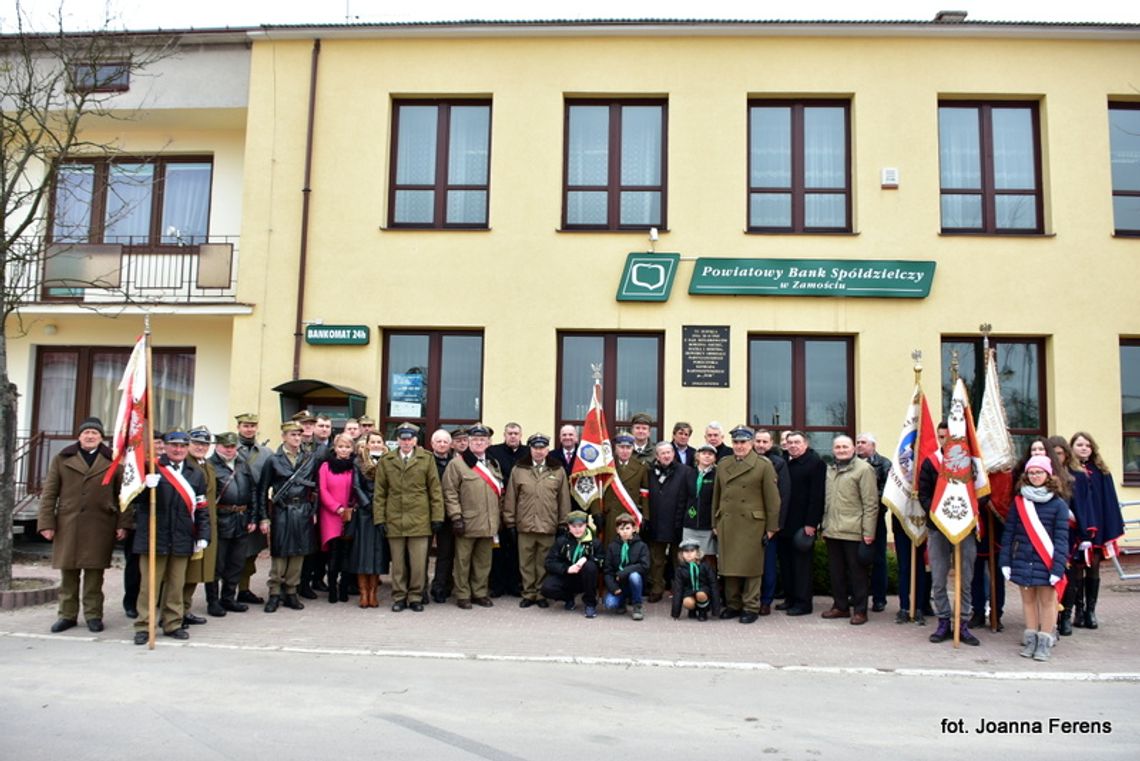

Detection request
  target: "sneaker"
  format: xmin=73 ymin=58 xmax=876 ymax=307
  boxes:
xmin=631 ymin=604 xmax=644 ymax=621
xmin=613 ymin=606 xmax=627 ymax=615
xmin=958 ymin=622 xmax=981 ymax=646
xmin=929 ymin=618 xmax=952 ymax=643
xmin=914 ymin=610 xmax=927 ymax=626
xmin=895 ymin=610 xmax=910 ymax=624
xmin=584 ymin=605 xmax=597 ymax=619
xmin=563 ymin=600 xmax=576 ymax=612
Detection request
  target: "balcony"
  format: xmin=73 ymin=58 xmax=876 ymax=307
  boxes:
xmin=5 ymin=236 xmax=241 ymax=306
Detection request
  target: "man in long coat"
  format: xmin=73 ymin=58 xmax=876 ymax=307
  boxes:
xmin=182 ymin=425 xmax=220 ymax=623
xmin=38 ymin=417 xmax=126 ymax=633
xmin=442 ymin=423 xmax=503 ymax=609
xmin=713 ymin=425 xmax=781 ymax=624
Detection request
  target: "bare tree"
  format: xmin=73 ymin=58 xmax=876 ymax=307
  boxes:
xmin=0 ymin=2 xmax=173 ymax=588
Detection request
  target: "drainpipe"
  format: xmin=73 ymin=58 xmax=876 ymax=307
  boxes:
xmin=292 ymin=38 xmax=321 ymax=380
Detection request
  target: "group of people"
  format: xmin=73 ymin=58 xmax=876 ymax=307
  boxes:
xmin=35 ymin=410 xmax=1125 ymax=661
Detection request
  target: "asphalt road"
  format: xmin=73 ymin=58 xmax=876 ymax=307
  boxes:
xmin=2 ymin=635 xmax=1136 ymax=760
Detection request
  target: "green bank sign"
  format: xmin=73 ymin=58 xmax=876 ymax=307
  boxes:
xmin=305 ymin=325 xmax=370 ymax=345
xmin=689 ymin=258 xmax=935 ymax=298
xmin=616 ymin=253 xmax=681 ymax=302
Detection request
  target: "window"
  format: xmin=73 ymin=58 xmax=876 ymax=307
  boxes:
xmin=941 ymin=337 xmax=1046 ymax=455
xmin=50 ymin=157 xmax=213 ymax=246
xmin=748 ymin=335 xmax=854 ymax=452
xmin=938 ymin=101 xmax=1043 ymax=234
xmin=557 ymin=332 xmax=663 ymax=439
xmin=69 ymin=61 xmax=130 ymax=93
xmin=1109 ymin=103 xmax=1140 ymax=236
xmin=381 ymin=330 xmax=484 ymax=439
xmin=1121 ymin=340 xmax=1140 ymax=483
xmin=748 ymin=100 xmax=851 ymax=232
xmin=563 ymin=100 xmax=666 ymax=230
xmin=388 ymin=100 xmax=491 ymax=228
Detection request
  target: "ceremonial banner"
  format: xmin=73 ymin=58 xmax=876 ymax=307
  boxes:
xmin=976 ymin=347 xmax=1016 ymax=521
xmin=930 ymin=378 xmax=991 ymax=544
xmin=103 ymin=335 xmax=148 ymax=510
xmin=882 ymin=381 xmax=938 ymax=544
xmin=570 ymin=381 xmax=643 ymax=525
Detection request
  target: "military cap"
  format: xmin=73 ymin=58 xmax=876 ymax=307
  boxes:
xmin=566 ymin=510 xmax=590 ymax=525
xmin=678 ymin=538 xmax=701 ymax=551
xmin=281 ymin=421 xmax=302 ymax=433
xmin=214 ymin=431 xmax=239 ymax=447
xmin=235 ymin=412 xmax=259 ymax=424
xmin=291 ymin=409 xmax=315 ymax=424
xmin=395 ymin=422 xmax=420 ymax=439
xmin=188 ymin=425 xmax=213 ymax=444
xmin=697 ymin=443 xmax=717 ymax=454
xmin=630 ymin=412 xmax=655 ymax=426
xmin=163 ymin=429 xmax=191 ymax=444
xmin=613 ymin=434 xmax=635 ymax=446
xmin=729 ymin=425 xmax=754 ymax=441
xmin=527 ymin=433 xmax=551 ymax=448
xmin=467 ymin=423 xmax=493 ymax=438
xmin=358 ymin=415 xmax=376 ymax=425
xmin=450 ymin=426 xmax=469 ymax=439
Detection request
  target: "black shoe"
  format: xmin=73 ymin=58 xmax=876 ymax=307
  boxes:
xmin=422 ymin=592 xmax=430 ymax=605
xmin=283 ymin=594 xmax=305 ymax=610
xmin=959 ymin=623 xmax=981 ymax=646
xmin=871 ymin=600 xmax=887 ymax=613
xmin=929 ymin=618 xmax=952 ymax=643
xmin=238 ymin=590 xmax=264 ymax=604
xmin=220 ymin=598 xmax=248 ymax=613
xmin=298 ymin=585 xmax=317 ymax=600
xmin=182 ymin=613 xmax=207 ymax=626
xmin=312 ymin=580 xmax=329 ymax=593
xmin=431 ymin=591 xmax=447 ymax=604
xmin=688 ymin=609 xmax=698 ymax=619
xmin=697 ymin=608 xmax=709 ymax=622
xmin=164 ymin=628 xmax=190 ymax=640
xmin=86 ymin=618 xmax=104 ymax=633
xmin=123 ymin=607 xmax=139 ymax=619
xmin=968 ymin=610 xmax=986 ymax=629
xmin=786 ymin=606 xmax=812 ymax=616
xmin=328 ymin=588 xmax=340 ymax=604
xmin=133 ymin=631 xmax=148 ymax=645
xmin=719 ymin=608 xmax=741 ymax=620
xmin=207 ymin=600 xmax=227 ymax=617
xmin=473 ymin=597 xmax=494 ymax=608
xmin=519 ymin=598 xmax=535 ymax=608
xmin=774 ymin=601 xmax=790 ymax=611
xmin=264 ymin=595 xmax=280 ymax=613
xmin=410 ymin=602 xmax=424 ymax=612
xmin=50 ymin=618 xmax=77 ymax=633
xmin=1058 ymin=612 xmax=1074 ymax=636
xmin=535 ymin=599 xmax=549 ymax=609
xmin=391 ymin=600 xmax=408 ymax=612
xmin=739 ymin=612 xmax=759 ymax=624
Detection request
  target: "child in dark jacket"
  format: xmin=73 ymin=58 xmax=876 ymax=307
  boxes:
xmin=603 ymin=514 xmax=650 ymax=620
xmin=671 ymin=539 xmax=722 ymax=621
xmin=542 ymin=510 xmax=605 ymax=618
xmin=1000 ymin=455 xmax=1069 ymax=662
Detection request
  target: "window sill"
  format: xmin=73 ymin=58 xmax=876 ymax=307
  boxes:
xmin=379 ymin=226 xmax=492 ymax=232
xmin=938 ymin=231 xmax=1056 ymax=238
xmin=744 ymin=230 xmax=859 ymax=236
xmin=1112 ymin=231 xmax=1140 ymax=239
xmin=557 ymin=227 xmax=670 ymax=234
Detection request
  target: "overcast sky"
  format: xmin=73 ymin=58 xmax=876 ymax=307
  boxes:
xmin=2 ymin=0 xmax=1139 ymax=33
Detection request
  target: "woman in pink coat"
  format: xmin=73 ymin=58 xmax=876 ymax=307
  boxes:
xmin=318 ymin=434 xmax=366 ymax=603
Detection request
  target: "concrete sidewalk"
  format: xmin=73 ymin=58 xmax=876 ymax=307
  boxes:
xmin=4 ymin=553 xmax=1139 ymax=679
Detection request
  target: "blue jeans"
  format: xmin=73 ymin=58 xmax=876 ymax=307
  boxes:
xmin=761 ymin=537 xmax=779 ymax=605
xmin=892 ymin=515 xmax=932 ymax=613
xmin=604 ymin=571 xmax=644 ymax=609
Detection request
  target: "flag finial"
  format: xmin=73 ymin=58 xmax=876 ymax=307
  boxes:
xmin=911 ymin=349 xmax=923 ymax=381
xmin=979 ymin=322 xmax=992 ymax=354
xmin=950 ymin=348 xmax=960 ymax=384
xmin=590 ymin=363 xmax=602 ymax=382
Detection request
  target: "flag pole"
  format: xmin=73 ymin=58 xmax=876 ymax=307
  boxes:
xmin=144 ymin=315 xmax=157 ymax=650
xmin=981 ymin=324 xmax=999 ymax=633
xmin=909 ymin=351 xmax=923 ymax=623
xmin=950 ymin=349 xmax=961 ymax=648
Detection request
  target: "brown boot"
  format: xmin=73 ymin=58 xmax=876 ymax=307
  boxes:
xmin=369 ymin=575 xmax=381 ymax=608
xmin=358 ymin=575 xmax=369 ymax=608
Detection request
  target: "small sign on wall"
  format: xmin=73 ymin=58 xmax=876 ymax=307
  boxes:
xmin=682 ymin=326 xmax=730 ymax=388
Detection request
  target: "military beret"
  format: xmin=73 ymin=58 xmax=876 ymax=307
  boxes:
xmin=214 ymin=431 xmax=239 ymax=446
xmin=281 ymin=421 xmax=302 ymax=433
xmin=630 ymin=412 xmax=655 ymax=426
xmin=235 ymin=412 xmax=259 ymax=424
xmin=189 ymin=425 xmax=213 ymax=444
xmin=613 ymin=434 xmax=635 ymax=445
xmin=395 ymin=422 xmax=420 ymax=439
xmin=163 ymin=429 xmax=190 ymax=444
xmin=729 ymin=425 xmax=754 ymax=441
xmin=566 ymin=510 xmax=590 ymax=525
xmin=467 ymin=423 xmax=493 ymax=438
xmin=527 ymin=433 xmax=550 ymax=448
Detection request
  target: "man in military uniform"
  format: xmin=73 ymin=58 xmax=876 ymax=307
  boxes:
xmin=182 ymin=426 xmax=221 ymax=624
xmin=713 ymin=425 xmax=781 ymax=624
xmin=374 ymin=423 xmax=444 ymax=612
xmin=292 ymin=410 xmax=317 ymax=453
xmin=291 ymin=410 xmax=328 ymax=597
xmin=209 ymin=432 xmax=257 ymax=612
xmin=235 ymin=412 xmax=270 ymax=604
xmin=358 ymin=415 xmax=377 ymax=440
xmin=607 ymin=434 xmax=649 ymax=543
xmin=450 ymin=427 xmax=470 ymax=455
xmin=38 ymin=417 xmax=125 ymax=633
xmin=630 ymin=413 xmax=656 ymax=465
xmin=132 ymin=430 xmax=210 ymax=644
xmin=442 ymin=423 xmax=502 ymax=609
xmin=255 ymin=421 xmax=318 ymax=612
xmin=504 ymin=433 xmax=570 ymax=608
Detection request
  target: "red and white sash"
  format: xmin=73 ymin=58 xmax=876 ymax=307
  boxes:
xmin=473 ymin=459 xmax=503 ymax=497
xmin=1015 ymin=496 xmax=1066 ymax=598
xmin=158 ymin=463 xmax=206 ymax=519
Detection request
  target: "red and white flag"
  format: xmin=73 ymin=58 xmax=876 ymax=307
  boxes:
xmin=976 ymin=346 xmax=1016 ymax=521
xmin=882 ymin=380 xmax=939 ymax=545
xmin=930 ymin=378 xmax=991 ymax=544
xmin=103 ymin=334 xmax=148 ymax=511
xmin=570 ymin=381 xmax=643 ymax=525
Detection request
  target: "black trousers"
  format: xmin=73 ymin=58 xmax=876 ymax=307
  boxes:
xmin=489 ymin=529 xmax=521 ymax=596
xmin=540 ymin=561 xmax=599 ymax=606
xmin=430 ymin=521 xmax=455 ymax=598
xmin=122 ymin=529 xmax=140 ymax=611
xmin=778 ymin=531 xmax=814 ymax=611
xmin=214 ymin=533 xmax=248 ymax=599
xmin=826 ymin=538 xmax=869 ymax=614
xmin=301 ymin=551 xmax=327 ymax=587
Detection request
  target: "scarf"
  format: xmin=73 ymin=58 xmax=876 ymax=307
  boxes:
xmin=688 ymin=561 xmax=700 ymax=593
xmin=327 ymin=456 xmax=355 ymax=474
xmin=619 ymin=542 xmax=629 ymax=571
xmin=571 ymin=527 xmax=594 ymax=563
xmin=1020 ymin=484 xmax=1054 ymax=503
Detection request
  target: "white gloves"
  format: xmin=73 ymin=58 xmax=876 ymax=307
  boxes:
xmin=145 ymin=474 xmax=161 ymax=488
xmin=1001 ymin=566 xmax=1011 ymax=581
xmin=1078 ymin=541 xmax=1092 ymax=551
xmin=1049 ymin=574 xmax=1061 ymax=585
xmin=194 ymin=540 xmax=208 ymax=552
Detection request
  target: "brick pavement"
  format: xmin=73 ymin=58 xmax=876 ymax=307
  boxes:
xmin=4 ymin=554 xmax=1139 ymax=678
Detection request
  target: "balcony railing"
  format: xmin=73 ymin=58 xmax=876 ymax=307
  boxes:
xmin=5 ymin=235 xmax=241 ymax=305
